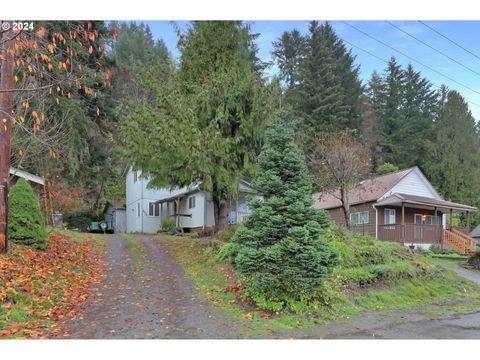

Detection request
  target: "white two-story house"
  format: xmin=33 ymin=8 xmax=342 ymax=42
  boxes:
xmin=125 ymin=167 xmax=256 ymax=234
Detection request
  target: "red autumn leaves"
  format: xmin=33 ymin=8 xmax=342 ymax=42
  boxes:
xmin=0 ymin=232 xmax=105 ymax=338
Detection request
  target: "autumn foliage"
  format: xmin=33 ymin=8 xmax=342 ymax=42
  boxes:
xmin=0 ymin=231 xmax=104 ymax=338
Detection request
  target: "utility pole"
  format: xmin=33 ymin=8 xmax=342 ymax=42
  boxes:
xmin=0 ymin=23 xmax=15 ymax=253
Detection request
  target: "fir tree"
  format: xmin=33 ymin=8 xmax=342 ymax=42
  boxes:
xmin=227 ymin=118 xmax=338 ymax=309
xmin=424 ymin=90 xmax=480 ymax=206
xmin=8 ymin=178 xmax=47 ymax=250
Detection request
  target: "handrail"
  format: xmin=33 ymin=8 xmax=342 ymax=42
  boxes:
xmin=443 ymin=228 xmax=477 ymax=254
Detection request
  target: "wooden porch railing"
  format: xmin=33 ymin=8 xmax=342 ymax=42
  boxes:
xmin=348 ymin=224 xmax=478 ymax=254
xmin=443 ymin=228 xmax=477 ymax=254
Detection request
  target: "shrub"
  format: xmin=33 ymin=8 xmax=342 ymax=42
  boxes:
xmin=216 ymin=225 xmax=238 ymax=243
xmin=161 ymin=217 xmax=176 ymax=232
xmin=8 ymin=178 xmax=47 ymax=250
xmin=63 ymin=209 xmax=96 ymax=231
xmin=227 ymin=119 xmax=338 ymax=310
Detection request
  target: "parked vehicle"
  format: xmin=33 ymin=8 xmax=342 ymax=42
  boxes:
xmin=87 ymin=220 xmax=114 ymax=233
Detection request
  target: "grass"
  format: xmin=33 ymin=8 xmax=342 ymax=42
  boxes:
xmin=121 ymin=233 xmax=146 ymax=276
xmin=0 ymin=228 xmax=105 ymax=338
xmin=157 ymin=232 xmax=480 ymax=336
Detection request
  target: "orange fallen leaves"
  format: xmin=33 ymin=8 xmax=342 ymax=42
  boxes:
xmin=0 ymin=232 xmax=105 ymax=339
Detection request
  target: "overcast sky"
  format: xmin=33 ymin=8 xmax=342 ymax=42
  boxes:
xmin=142 ymin=20 xmax=480 ymax=120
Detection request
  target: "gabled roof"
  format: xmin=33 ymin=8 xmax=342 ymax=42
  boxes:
xmin=9 ymin=167 xmax=44 ymax=186
xmin=470 ymin=224 xmax=480 ymax=238
xmin=314 ymin=167 xmax=416 ymax=210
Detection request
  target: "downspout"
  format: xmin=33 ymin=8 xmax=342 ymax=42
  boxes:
xmin=141 ymin=175 xmax=144 ymax=233
xmin=203 ymin=193 xmax=207 ymax=231
xmin=373 ymin=204 xmax=378 ymax=239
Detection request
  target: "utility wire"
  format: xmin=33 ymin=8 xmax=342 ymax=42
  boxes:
xmin=342 ymin=38 xmax=480 ymax=109
xmin=341 ymin=21 xmax=480 ymax=97
xmin=385 ymin=20 xmax=480 ymax=78
xmin=418 ymin=21 xmax=480 ymax=62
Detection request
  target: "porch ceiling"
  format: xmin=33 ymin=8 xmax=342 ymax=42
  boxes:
xmin=375 ymin=193 xmax=477 ymax=212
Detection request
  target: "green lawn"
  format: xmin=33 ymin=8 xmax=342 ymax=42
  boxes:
xmin=158 ymin=233 xmax=480 ymax=336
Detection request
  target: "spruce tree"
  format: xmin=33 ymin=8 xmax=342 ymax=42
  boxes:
xmin=8 ymin=178 xmax=47 ymax=250
xmin=227 ymin=119 xmax=338 ymax=309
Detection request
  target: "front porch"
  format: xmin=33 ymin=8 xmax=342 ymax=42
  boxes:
xmin=350 ymin=193 xmax=478 ymax=254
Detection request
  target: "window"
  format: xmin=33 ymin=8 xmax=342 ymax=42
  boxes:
xmin=137 ymin=203 xmax=140 ymax=217
xmin=148 ymin=202 xmax=160 ymax=217
xmin=415 ymin=214 xmax=436 ymax=225
xmin=384 ymin=208 xmax=396 ymax=225
xmin=188 ymin=196 xmax=196 ymax=209
xmin=133 ymin=171 xmax=138 ymax=183
xmin=351 ymin=211 xmax=369 ymax=225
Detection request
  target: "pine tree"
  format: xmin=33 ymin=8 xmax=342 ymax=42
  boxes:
xmin=8 ymin=178 xmax=47 ymax=250
xmin=276 ymin=22 xmax=362 ymax=161
xmin=424 ymin=90 xmax=480 ymax=206
xmin=272 ymin=29 xmax=306 ymax=88
xmin=227 ymin=118 xmax=338 ymax=309
xmin=368 ymin=59 xmax=439 ymax=169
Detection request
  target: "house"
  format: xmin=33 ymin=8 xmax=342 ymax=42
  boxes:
xmin=125 ymin=167 xmax=256 ymax=234
xmin=313 ymin=166 xmax=478 ymax=254
xmin=103 ymin=200 xmax=127 ymax=233
xmin=469 ymin=225 xmax=480 ymax=243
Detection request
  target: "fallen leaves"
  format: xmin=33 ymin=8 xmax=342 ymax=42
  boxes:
xmin=0 ymin=231 xmax=105 ymax=339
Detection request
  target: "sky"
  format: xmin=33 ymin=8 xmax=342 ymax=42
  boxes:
xmin=142 ymin=20 xmax=480 ymax=120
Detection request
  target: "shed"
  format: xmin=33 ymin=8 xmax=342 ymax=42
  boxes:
xmin=104 ymin=200 xmax=127 ymax=233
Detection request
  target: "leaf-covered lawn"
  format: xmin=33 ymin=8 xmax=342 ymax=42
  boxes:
xmin=0 ymin=230 xmax=105 ymax=339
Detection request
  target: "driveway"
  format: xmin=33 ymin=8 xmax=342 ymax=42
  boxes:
xmin=53 ymin=234 xmax=480 ymax=339
xmin=53 ymin=234 xmax=238 ymax=339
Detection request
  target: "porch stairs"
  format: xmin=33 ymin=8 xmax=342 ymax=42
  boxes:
xmin=443 ymin=228 xmax=478 ymax=255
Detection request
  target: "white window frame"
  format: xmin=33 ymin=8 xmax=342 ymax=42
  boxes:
xmin=384 ymin=208 xmax=396 ymax=225
xmin=188 ymin=196 xmax=196 ymax=209
xmin=350 ymin=211 xmax=369 ymax=225
xmin=148 ymin=202 xmax=160 ymax=217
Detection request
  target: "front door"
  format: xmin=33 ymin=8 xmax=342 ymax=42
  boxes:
xmin=414 ymin=214 xmax=436 ymax=242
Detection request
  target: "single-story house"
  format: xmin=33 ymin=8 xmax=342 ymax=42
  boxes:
xmin=104 ymin=200 xmax=127 ymax=233
xmin=125 ymin=167 xmax=257 ymax=234
xmin=313 ymin=166 xmax=478 ymax=254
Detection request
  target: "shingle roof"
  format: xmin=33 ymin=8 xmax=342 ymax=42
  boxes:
xmin=313 ymin=167 xmax=415 ymax=210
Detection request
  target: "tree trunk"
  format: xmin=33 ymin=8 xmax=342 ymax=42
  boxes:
xmin=340 ymin=188 xmax=351 ymax=228
xmin=0 ymin=25 xmax=15 ymax=253
xmin=213 ymin=198 xmax=229 ymax=233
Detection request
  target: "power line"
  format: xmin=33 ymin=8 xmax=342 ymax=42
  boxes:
xmin=418 ymin=21 xmax=480 ymax=62
xmin=341 ymin=21 xmax=480 ymax=97
xmin=342 ymin=38 xmax=480 ymax=109
xmin=385 ymin=20 xmax=480 ymax=79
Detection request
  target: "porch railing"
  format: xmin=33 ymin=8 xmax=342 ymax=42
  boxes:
xmin=348 ymin=223 xmax=444 ymax=244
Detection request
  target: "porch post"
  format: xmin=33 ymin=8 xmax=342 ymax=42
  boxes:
xmin=401 ymin=202 xmax=405 ymax=242
xmin=466 ymin=211 xmax=470 ymax=231
xmin=449 ymin=208 xmax=453 ymax=230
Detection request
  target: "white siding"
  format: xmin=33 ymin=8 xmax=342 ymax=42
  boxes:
xmin=380 ymin=169 xmax=440 ymax=200
xmin=125 ymin=167 xmax=257 ymax=232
